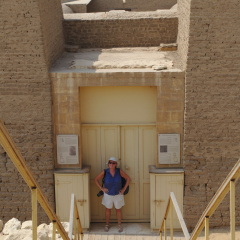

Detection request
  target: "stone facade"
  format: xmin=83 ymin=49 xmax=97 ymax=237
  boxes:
xmin=0 ymin=0 xmax=64 ymax=222
xmin=51 ymin=71 xmax=185 ymax=168
xmin=63 ymin=11 xmax=178 ymax=48
xmin=178 ymin=0 xmax=240 ymax=230
xmin=1 ymin=0 xmax=240 ymax=231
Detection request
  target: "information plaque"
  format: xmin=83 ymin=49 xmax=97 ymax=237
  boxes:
xmin=57 ymin=135 xmax=79 ymax=165
xmin=158 ymin=134 xmax=180 ymax=164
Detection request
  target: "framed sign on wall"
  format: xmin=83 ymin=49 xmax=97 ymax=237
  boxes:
xmin=57 ymin=135 xmax=79 ymax=166
xmin=158 ymin=134 xmax=180 ymax=167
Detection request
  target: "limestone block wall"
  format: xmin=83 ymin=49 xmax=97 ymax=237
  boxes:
xmin=87 ymin=0 xmax=177 ymax=12
xmin=63 ymin=11 xmax=178 ymax=48
xmin=177 ymin=0 xmax=190 ymax=70
xmin=50 ymin=71 xmax=185 ymax=169
xmin=38 ymin=0 xmax=65 ymax=68
xmin=0 ymin=0 xmax=64 ymax=222
xmin=178 ymin=0 xmax=240 ymax=230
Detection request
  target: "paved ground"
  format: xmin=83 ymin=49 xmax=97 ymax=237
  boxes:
xmin=1 ymin=223 xmax=240 ymax=240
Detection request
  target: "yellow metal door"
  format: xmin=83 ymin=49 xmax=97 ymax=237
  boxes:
xmin=151 ymin=173 xmax=184 ymax=229
xmin=82 ymin=126 xmax=119 ymax=221
xmin=121 ymin=126 xmax=139 ymax=220
xmin=139 ymin=126 xmax=157 ymax=220
xmin=82 ymin=125 xmax=156 ymax=222
xmin=55 ymin=173 xmax=90 ymax=228
xmin=82 ymin=127 xmax=102 ymax=220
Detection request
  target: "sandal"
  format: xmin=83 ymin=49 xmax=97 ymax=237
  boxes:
xmin=118 ymin=225 xmax=123 ymax=233
xmin=104 ymin=224 xmax=109 ymax=232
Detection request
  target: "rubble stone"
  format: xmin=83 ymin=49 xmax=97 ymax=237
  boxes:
xmin=2 ymin=218 xmax=21 ymax=235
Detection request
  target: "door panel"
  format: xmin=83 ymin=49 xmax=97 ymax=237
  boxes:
xmin=82 ymin=126 xmax=119 ymax=221
xmin=55 ymin=174 xmax=89 ymax=227
xmin=101 ymin=127 xmax=119 ymax=169
xmin=139 ymin=126 xmax=157 ymax=219
xmin=101 ymin=126 xmax=119 ymax=219
xmin=82 ymin=127 xmax=104 ymax=219
xmin=155 ymin=174 xmax=183 ymax=228
xmin=121 ymin=126 xmax=139 ymax=220
xmin=82 ymin=125 xmax=156 ymax=222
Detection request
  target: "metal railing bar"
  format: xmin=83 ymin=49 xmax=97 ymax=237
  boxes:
xmin=170 ymin=193 xmax=190 ymax=240
xmin=159 ymin=192 xmax=190 ymax=240
xmin=32 ymin=187 xmax=38 ymax=240
xmin=230 ymin=179 xmax=235 ymax=240
xmin=68 ymin=194 xmax=75 ymax=240
xmin=68 ymin=194 xmax=84 ymax=240
xmin=159 ymin=197 xmax=171 ymax=233
xmin=0 ymin=119 xmax=70 ymax=240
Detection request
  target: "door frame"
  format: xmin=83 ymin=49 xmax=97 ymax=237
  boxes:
xmin=81 ymin=124 xmax=156 ymax=222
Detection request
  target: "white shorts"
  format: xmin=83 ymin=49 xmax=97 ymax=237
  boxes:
xmin=102 ymin=193 xmax=125 ymax=209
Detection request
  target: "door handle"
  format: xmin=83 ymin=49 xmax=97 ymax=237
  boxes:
xmin=77 ymin=200 xmax=86 ymax=206
xmin=125 ymin=165 xmax=129 ymax=170
xmin=153 ymin=200 xmax=165 ymax=206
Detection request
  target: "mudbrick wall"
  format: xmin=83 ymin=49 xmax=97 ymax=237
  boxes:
xmin=87 ymin=0 xmax=177 ymax=12
xmin=63 ymin=11 xmax=178 ymax=48
xmin=178 ymin=0 xmax=240 ymax=231
xmin=0 ymin=0 xmax=64 ymax=223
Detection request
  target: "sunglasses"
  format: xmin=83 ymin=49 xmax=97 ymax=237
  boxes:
xmin=108 ymin=161 xmax=116 ymax=165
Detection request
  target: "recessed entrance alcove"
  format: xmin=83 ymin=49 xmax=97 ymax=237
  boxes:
xmin=50 ymin=47 xmax=185 ymax=229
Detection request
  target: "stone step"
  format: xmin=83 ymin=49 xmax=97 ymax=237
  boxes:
xmin=83 ymin=235 xmax=160 ymax=240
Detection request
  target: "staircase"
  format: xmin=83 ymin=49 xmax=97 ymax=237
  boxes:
xmin=82 ymin=223 xmax=184 ymax=240
xmin=83 ymin=223 xmax=158 ymax=240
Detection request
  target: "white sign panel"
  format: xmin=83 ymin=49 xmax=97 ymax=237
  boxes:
xmin=158 ymin=134 xmax=180 ymax=164
xmin=57 ymin=135 xmax=79 ymax=165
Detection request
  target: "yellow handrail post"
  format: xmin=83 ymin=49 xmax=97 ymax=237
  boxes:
xmin=164 ymin=219 xmax=167 ymax=240
xmin=230 ymin=179 xmax=235 ymax=240
xmin=74 ymin=210 xmax=77 ymax=240
xmin=52 ymin=221 xmax=56 ymax=240
xmin=160 ymin=231 xmax=162 ymax=240
xmin=205 ymin=217 xmax=209 ymax=240
xmin=170 ymin=200 xmax=173 ymax=240
xmin=32 ymin=187 xmax=37 ymax=240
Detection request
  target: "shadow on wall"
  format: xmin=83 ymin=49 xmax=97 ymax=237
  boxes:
xmin=62 ymin=0 xmax=177 ymax=13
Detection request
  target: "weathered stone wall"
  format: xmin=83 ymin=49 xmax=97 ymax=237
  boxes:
xmin=0 ymin=0 xmax=64 ymax=222
xmin=179 ymin=0 xmax=240 ymax=230
xmin=38 ymin=0 xmax=65 ymax=68
xmin=177 ymin=0 xmax=190 ymax=70
xmin=63 ymin=11 xmax=178 ymax=48
xmin=87 ymin=0 xmax=177 ymax=12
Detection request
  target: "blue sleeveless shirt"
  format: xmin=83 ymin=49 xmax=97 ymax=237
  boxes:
xmin=104 ymin=168 xmax=122 ymax=196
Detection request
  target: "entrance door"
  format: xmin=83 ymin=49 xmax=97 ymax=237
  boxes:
xmin=82 ymin=125 xmax=156 ymax=222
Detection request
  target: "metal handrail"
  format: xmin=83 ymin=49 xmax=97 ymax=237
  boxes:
xmin=159 ymin=192 xmax=190 ymax=240
xmin=189 ymin=158 xmax=240 ymax=240
xmin=159 ymin=158 xmax=240 ymax=240
xmin=69 ymin=194 xmax=84 ymax=240
xmin=0 ymin=119 xmax=70 ymax=240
